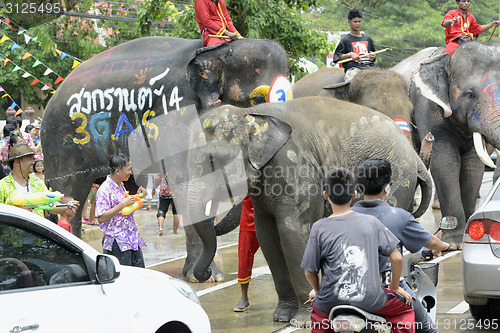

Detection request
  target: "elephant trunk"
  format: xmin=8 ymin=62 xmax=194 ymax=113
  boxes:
xmin=412 ymin=155 xmax=433 ymax=218
xmin=419 ymin=132 xmax=434 ymax=169
xmin=214 ymin=200 xmax=243 ymax=236
xmin=192 ymin=217 xmax=217 ymax=282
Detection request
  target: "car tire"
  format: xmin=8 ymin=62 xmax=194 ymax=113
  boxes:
xmin=470 ymin=299 xmax=500 ymax=320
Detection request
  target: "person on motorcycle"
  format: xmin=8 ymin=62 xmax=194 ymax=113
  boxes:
xmin=301 ymin=167 xmax=415 ymax=333
xmin=354 ymin=158 xmax=450 ymax=333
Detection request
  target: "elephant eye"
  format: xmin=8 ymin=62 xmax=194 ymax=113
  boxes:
xmin=464 ymin=89 xmax=477 ymax=100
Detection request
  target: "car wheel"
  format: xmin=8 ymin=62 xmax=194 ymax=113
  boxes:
xmin=470 ymin=299 xmax=500 ymax=320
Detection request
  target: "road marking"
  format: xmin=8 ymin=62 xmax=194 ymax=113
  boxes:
xmin=447 ymin=300 xmax=469 ymax=314
xmin=146 ymin=241 xmax=238 ymax=268
xmin=196 ymin=266 xmax=270 ymax=297
xmin=429 ymin=250 xmax=461 ymax=263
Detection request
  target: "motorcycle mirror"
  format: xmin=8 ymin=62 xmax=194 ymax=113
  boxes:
xmin=438 ymin=216 xmax=458 ymax=230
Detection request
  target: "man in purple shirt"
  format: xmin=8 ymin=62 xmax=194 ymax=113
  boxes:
xmin=96 ymin=153 xmax=147 ymax=267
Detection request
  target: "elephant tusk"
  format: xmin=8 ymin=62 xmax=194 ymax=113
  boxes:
xmin=205 ymin=200 xmax=212 ymax=217
xmin=473 ymin=132 xmax=496 ymax=169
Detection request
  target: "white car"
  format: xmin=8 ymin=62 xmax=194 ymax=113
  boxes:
xmin=0 ymin=204 xmax=210 ymax=333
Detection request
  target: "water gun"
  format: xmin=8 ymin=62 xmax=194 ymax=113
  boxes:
xmin=11 ymin=191 xmax=64 ymax=210
xmin=121 ymin=191 xmax=144 ymax=215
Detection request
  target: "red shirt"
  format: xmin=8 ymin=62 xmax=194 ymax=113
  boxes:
xmin=195 ymin=0 xmax=239 ymax=47
xmin=442 ymin=8 xmax=482 ymax=45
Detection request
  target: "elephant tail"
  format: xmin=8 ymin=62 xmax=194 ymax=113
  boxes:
xmin=412 ymin=155 xmax=433 ymax=218
xmin=214 ymin=200 xmax=243 ymax=236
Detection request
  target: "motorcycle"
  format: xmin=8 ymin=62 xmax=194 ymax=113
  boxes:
xmin=328 ymin=216 xmax=458 ymax=333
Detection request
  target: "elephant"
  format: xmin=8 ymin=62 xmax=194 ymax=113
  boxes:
xmin=41 ymin=36 xmax=289 ymax=280
xmin=169 ymin=96 xmax=432 ymax=323
xmin=292 ymin=67 xmax=432 ymax=217
xmin=391 ymin=42 xmax=500 ymax=244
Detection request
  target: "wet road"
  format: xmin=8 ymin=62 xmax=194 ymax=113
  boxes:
xmin=81 ymin=172 xmax=498 ymax=332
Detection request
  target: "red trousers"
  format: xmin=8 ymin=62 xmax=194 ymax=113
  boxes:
xmin=310 ymin=288 xmax=415 ymax=333
xmin=444 ymin=41 xmax=460 ymax=56
xmin=237 ymin=229 xmax=260 ymax=283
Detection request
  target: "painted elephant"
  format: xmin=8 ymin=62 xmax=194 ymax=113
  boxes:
xmin=170 ymin=96 xmax=431 ymax=322
xmin=41 ymin=37 xmax=289 ymax=279
xmin=391 ymin=42 xmax=500 ymax=243
xmin=292 ymin=67 xmax=432 ymax=217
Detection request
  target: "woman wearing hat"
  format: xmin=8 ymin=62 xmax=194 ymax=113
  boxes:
xmin=0 ymin=144 xmax=78 ymax=218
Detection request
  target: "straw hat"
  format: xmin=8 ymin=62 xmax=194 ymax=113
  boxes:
xmin=6 ymin=144 xmax=35 ymax=162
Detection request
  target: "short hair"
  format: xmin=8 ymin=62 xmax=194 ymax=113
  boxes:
xmin=324 ymin=168 xmax=356 ymax=205
xmin=25 ymin=124 xmax=35 ymax=133
xmin=110 ymin=153 xmax=130 ymax=174
xmin=356 ymin=158 xmax=392 ymax=195
xmin=348 ymin=8 xmax=363 ymax=20
xmin=3 ymin=123 xmax=15 ymax=137
xmin=6 ymin=117 xmax=18 ymax=128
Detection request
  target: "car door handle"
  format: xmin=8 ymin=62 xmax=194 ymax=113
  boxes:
xmin=10 ymin=324 xmax=39 ymax=333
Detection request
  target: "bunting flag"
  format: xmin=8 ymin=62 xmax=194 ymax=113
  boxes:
xmin=54 ymin=76 xmax=64 ymax=85
xmin=32 ymin=59 xmax=42 ymax=67
xmin=43 ymin=68 xmax=53 ymax=76
xmin=3 ymin=58 xmax=11 ymax=67
xmin=22 ymin=72 xmax=31 ymax=78
xmin=72 ymin=60 xmax=81 ymax=69
xmin=0 ymin=35 xmax=9 ymax=43
xmin=10 ymin=43 xmax=20 ymax=51
xmin=21 ymin=52 xmax=32 ymax=60
xmin=0 ymin=85 xmax=23 ymax=115
xmin=30 ymin=78 xmax=40 ymax=85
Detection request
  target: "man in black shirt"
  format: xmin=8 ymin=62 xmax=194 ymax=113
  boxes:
xmin=333 ymin=8 xmax=379 ymax=81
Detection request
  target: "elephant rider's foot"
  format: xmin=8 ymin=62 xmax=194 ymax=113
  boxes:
xmin=233 ymin=299 xmax=250 ymax=312
xmin=208 ymin=99 xmax=222 ymax=108
xmin=273 ymin=301 xmax=298 ymax=322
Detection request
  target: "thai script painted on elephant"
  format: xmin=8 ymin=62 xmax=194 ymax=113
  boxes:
xmin=68 ymin=67 xmax=179 ymax=144
xmin=481 ymin=71 xmax=500 ymax=110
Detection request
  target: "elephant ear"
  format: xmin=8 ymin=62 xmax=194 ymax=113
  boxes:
xmin=242 ymin=114 xmax=292 ymax=170
xmin=412 ymin=53 xmax=453 ymax=117
xmin=187 ymin=44 xmax=228 ymax=110
xmin=321 ymin=80 xmax=350 ymax=100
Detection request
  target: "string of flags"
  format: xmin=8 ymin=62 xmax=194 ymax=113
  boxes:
xmin=0 ymin=86 xmax=23 ymax=116
xmin=0 ymin=16 xmax=83 ymax=68
xmin=0 ymin=52 xmax=57 ymax=94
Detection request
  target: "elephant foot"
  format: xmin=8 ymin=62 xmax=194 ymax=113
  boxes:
xmin=441 ymin=230 xmax=463 ymax=247
xmin=289 ymin=305 xmax=312 ymax=328
xmin=272 ymin=301 xmax=298 ymax=322
xmin=432 ymin=197 xmax=440 ymax=210
xmin=188 ymin=275 xmax=215 ymax=283
xmin=213 ymin=273 xmax=225 ymax=282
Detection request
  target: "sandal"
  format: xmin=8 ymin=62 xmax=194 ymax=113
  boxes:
xmin=89 ymin=220 xmax=99 ymax=226
xmin=81 ymin=217 xmax=89 ymax=224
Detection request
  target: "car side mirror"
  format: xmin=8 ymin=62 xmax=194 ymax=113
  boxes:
xmin=438 ymin=216 xmax=458 ymax=230
xmin=96 ymin=254 xmax=120 ymax=284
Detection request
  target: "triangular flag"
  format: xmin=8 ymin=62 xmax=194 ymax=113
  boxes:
xmin=54 ymin=76 xmax=64 ymax=85
xmin=0 ymin=87 xmax=4 ymax=92
xmin=61 ymin=52 xmax=68 ymax=60
xmin=3 ymin=58 xmax=11 ymax=67
xmin=22 ymin=72 xmax=31 ymax=78
xmin=43 ymin=68 xmax=53 ymax=76
xmin=15 ymin=107 xmax=23 ymax=116
xmin=72 ymin=60 xmax=81 ymax=69
xmin=56 ymin=49 xmax=62 ymax=57
xmin=50 ymin=91 xmax=56 ymax=95
xmin=10 ymin=101 xmax=17 ymax=109
xmin=41 ymin=85 xmax=51 ymax=91
xmin=5 ymin=19 xmax=11 ymax=24
xmin=31 ymin=78 xmax=40 ymax=86
xmin=18 ymin=28 xmax=26 ymax=35
xmin=10 ymin=43 xmax=21 ymax=51
xmin=21 ymin=52 xmax=32 ymax=60
xmin=32 ymin=60 xmax=43 ymax=67
xmin=9 ymin=25 xmax=17 ymax=32
xmin=1 ymin=93 xmax=10 ymax=99
xmin=0 ymin=20 xmax=3 ymax=25
xmin=24 ymin=34 xmax=31 ymax=44
xmin=12 ymin=65 xmax=22 ymax=72
xmin=0 ymin=35 xmax=10 ymax=43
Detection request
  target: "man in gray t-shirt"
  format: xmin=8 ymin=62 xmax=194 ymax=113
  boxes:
xmin=302 ymin=168 xmax=415 ymax=333
xmin=301 ymin=211 xmax=399 ymax=314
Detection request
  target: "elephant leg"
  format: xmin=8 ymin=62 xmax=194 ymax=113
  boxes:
xmin=430 ymin=144 xmax=465 ymax=244
xmin=254 ymin=208 xmax=298 ymax=322
xmin=69 ymin=180 xmax=93 ymax=238
xmin=460 ymin=147 xmax=484 ymax=221
xmin=183 ymin=224 xmax=224 ymax=282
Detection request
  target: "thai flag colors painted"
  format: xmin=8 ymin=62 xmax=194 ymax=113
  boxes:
xmin=394 ymin=118 xmax=411 ymax=133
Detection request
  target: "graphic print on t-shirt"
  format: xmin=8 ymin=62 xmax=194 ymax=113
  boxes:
xmin=335 ymin=243 xmax=368 ymax=302
xmin=352 ymin=41 xmax=370 ymax=64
